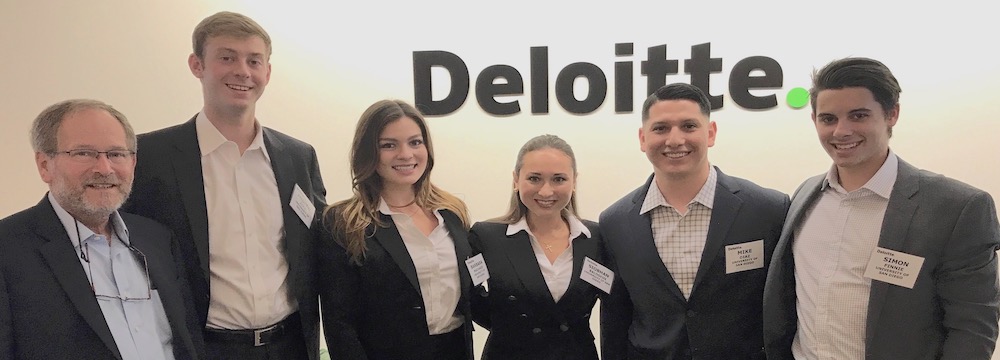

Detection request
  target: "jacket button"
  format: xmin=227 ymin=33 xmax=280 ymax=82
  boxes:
xmin=532 ymin=328 xmax=542 ymax=334
xmin=686 ymin=310 xmax=696 ymax=317
xmin=520 ymin=313 xmax=528 ymax=318
xmin=560 ymin=324 xmax=569 ymax=332
xmin=413 ymin=306 xmax=423 ymax=310
xmin=507 ymin=295 xmax=517 ymax=301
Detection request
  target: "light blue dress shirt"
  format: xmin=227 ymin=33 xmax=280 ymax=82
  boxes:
xmin=49 ymin=193 xmax=175 ymax=360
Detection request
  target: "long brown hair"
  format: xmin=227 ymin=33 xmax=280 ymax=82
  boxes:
xmin=324 ymin=99 xmax=469 ymax=264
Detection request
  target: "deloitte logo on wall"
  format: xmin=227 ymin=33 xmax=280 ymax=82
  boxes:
xmin=412 ymin=43 xmax=810 ymax=116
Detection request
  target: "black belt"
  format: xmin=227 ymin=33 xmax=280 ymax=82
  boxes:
xmin=204 ymin=312 xmax=300 ymax=347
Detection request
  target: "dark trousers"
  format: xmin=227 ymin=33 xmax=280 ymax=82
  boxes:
xmin=204 ymin=313 xmax=309 ymax=360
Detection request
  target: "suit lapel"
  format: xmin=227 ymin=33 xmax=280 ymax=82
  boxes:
xmin=171 ymin=118 xmax=210 ymax=280
xmin=441 ymin=211 xmax=473 ymax=317
xmin=866 ymin=159 xmax=920 ymax=346
xmin=129 ymin=222 xmax=195 ymax=359
xmin=629 ymin=175 xmax=686 ymax=302
xmin=373 ymin=215 xmax=422 ymax=294
xmin=33 ymin=199 xmax=123 ymax=360
xmin=504 ymin=230 xmax=558 ymax=308
xmin=263 ymin=128 xmax=303 ymax=282
xmin=691 ymin=171 xmax=743 ymax=294
xmin=564 ymin=233 xmax=597 ymax=302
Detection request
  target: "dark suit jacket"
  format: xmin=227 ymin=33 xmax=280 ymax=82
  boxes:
xmin=468 ymin=220 xmax=603 ymax=360
xmin=763 ymin=158 xmax=1000 ymax=360
xmin=0 ymin=197 xmax=203 ymax=360
xmin=600 ymin=168 xmax=790 ymax=360
xmin=122 ymin=116 xmax=327 ymax=360
xmin=318 ymin=208 xmax=475 ymax=360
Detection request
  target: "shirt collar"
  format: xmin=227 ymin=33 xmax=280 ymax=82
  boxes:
xmin=48 ymin=192 xmax=130 ymax=248
xmin=505 ymin=214 xmax=592 ymax=239
xmin=195 ymin=111 xmax=269 ymax=162
xmin=640 ymin=166 xmax=718 ymax=214
xmin=822 ymin=150 xmax=898 ymax=198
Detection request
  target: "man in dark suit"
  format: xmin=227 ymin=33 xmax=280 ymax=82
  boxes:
xmin=600 ymin=83 xmax=790 ymax=360
xmin=0 ymin=99 xmax=202 ymax=359
xmin=762 ymin=57 xmax=1000 ymax=360
xmin=122 ymin=11 xmax=326 ymax=360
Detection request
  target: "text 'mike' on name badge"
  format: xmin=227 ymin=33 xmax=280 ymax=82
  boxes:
xmin=725 ymin=239 xmax=764 ymax=274
xmin=863 ymin=247 xmax=925 ymax=289
xmin=580 ymin=257 xmax=614 ymax=294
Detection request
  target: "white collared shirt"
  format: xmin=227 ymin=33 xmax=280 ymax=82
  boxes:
xmin=197 ymin=112 xmax=293 ymax=329
xmin=49 ymin=193 xmax=175 ymax=360
xmin=506 ymin=215 xmax=591 ymax=302
xmin=379 ymin=199 xmax=464 ymax=335
xmin=639 ymin=166 xmax=717 ymax=299
xmin=792 ymin=151 xmax=899 ymax=360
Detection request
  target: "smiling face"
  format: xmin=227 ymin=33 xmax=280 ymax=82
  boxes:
xmin=36 ymin=108 xmax=135 ymax=222
xmin=375 ymin=116 xmax=428 ymax=193
xmin=813 ymin=87 xmax=898 ymax=181
xmin=515 ymin=147 xmax=576 ymax=220
xmin=639 ymin=99 xmax=716 ymax=181
xmin=189 ymin=35 xmax=271 ymax=115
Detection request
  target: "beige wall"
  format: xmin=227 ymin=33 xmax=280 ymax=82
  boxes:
xmin=3 ymin=0 xmax=998 ymax=358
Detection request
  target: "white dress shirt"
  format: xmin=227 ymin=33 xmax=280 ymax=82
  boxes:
xmin=639 ymin=167 xmax=717 ymax=299
xmin=792 ymin=151 xmax=898 ymax=360
xmin=197 ymin=112 xmax=293 ymax=329
xmin=50 ymin=193 xmax=175 ymax=360
xmin=506 ymin=215 xmax=592 ymax=302
xmin=379 ymin=199 xmax=464 ymax=335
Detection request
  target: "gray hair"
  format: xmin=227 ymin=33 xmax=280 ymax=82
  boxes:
xmin=30 ymin=99 xmax=136 ymax=154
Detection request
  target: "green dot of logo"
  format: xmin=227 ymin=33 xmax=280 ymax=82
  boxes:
xmin=786 ymin=87 xmax=809 ymax=109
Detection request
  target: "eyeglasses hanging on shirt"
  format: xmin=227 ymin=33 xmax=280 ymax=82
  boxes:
xmin=75 ymin=220 xmax=152 ymax=301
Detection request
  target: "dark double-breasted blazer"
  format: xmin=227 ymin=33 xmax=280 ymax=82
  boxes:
xmin=600 ymin=168 xmax=789 ymax=360
xmin=0 ymin=197 xmax=203 ymax=359
xmin=469 ymin=220 xmax=603 ymax=360
xmin=123 ymin=116 xmax=327 ymax=360
xmin=318 ymin=208 xmax=475 ymax=360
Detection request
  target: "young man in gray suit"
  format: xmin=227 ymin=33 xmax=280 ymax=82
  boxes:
xmin=123 ymin=11 xmax=326 ymax=360
xmin=600 ymin=83 xmax=790 ymax=359
xmin=763 ymin=57 xmax=1000 ymax=359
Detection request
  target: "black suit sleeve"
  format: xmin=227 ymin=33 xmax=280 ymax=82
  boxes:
xmin=306 ymin=146 xmax=327 ymax=206
xmin=467 ymin=223 xmax=492 ymax=330
xmin=168 ymin=229 xmax=206 ymax=359
xmin=599 ymin=224 xmax=632 ymax=360
xmin=317 ymin=222 xmax=368 ymax=360
xmin=0 ymin=266 xmax=12 ymax=360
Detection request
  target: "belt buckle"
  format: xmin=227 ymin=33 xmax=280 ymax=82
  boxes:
xmin=254 ymin=324 xmax=278 ymax=347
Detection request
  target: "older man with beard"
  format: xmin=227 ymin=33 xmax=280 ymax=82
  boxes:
xmin=0 ymin=99 xmax=203 ymax=360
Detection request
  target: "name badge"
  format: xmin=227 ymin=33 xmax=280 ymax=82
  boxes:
xmin=725 ymin=239 xmax=764 ymax=274
xmin=863 ymin=247 xmax=925 ymax=289
xmin=290 ymin=184 xmax=317 ymax=229
xmin=581 ymin=257 xmax=614 ymax=294
xmin=465 ymin=254 xmax=490 ymax=286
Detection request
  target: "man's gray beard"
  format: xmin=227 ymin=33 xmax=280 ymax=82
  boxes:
xmin=52 ymin=178 xmax=131 ymax=225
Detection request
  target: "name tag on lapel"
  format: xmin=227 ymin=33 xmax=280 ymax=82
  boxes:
xmin=725 ymin=239 xmax=764 ymax=274
xmin=864 ymin=247 xmax=925 ymax=289
xmin=580 ymin=257 xmax=614 ymax=294
xmin=465 ymin=254 xmax=490 ymax=286
xmin=290 ymin=184 xmax=316 ymax=229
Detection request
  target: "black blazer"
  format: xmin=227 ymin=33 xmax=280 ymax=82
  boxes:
xmin=0 ymin=197 xmax=203 ymax=360
xmin=599 ymin=168 xmax=789 ymax=360
xmin=318 ymin=208 xmax=475 ymax=360
xmin=469 ymin=220 xmax=603 ymax=360
xmin=122 ymin=116 xmax=327 ymax=360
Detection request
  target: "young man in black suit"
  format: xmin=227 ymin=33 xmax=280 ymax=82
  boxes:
xmin=123 ymin=11 xmax=326 ymax=360
xmin=600 ymin=83 xmax=789 ymax=359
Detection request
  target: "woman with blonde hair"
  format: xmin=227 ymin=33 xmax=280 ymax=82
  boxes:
xmin=469 ymin=134 xmax=604 ymax=360
xmin=318 ymin=99 xmax=474 ymax=360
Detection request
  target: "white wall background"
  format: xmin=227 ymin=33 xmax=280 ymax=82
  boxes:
xmin=2 ymin=0 xmax=998 ymax=358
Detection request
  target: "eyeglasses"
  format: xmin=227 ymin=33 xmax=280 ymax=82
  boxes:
xmin=76 ymin=222 xmax=152 ymax=301
xmin=51 ymin=149 xmax=135 ymax=164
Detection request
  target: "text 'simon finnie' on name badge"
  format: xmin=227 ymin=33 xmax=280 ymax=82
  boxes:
xmin=725 ymin=239 xmax=764 ymax=274
xmin=864 ymin=247 xmax=925 ymax=289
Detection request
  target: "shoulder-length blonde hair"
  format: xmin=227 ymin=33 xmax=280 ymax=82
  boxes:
xmin=324 ymin=99 xmax=469 ymax=264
